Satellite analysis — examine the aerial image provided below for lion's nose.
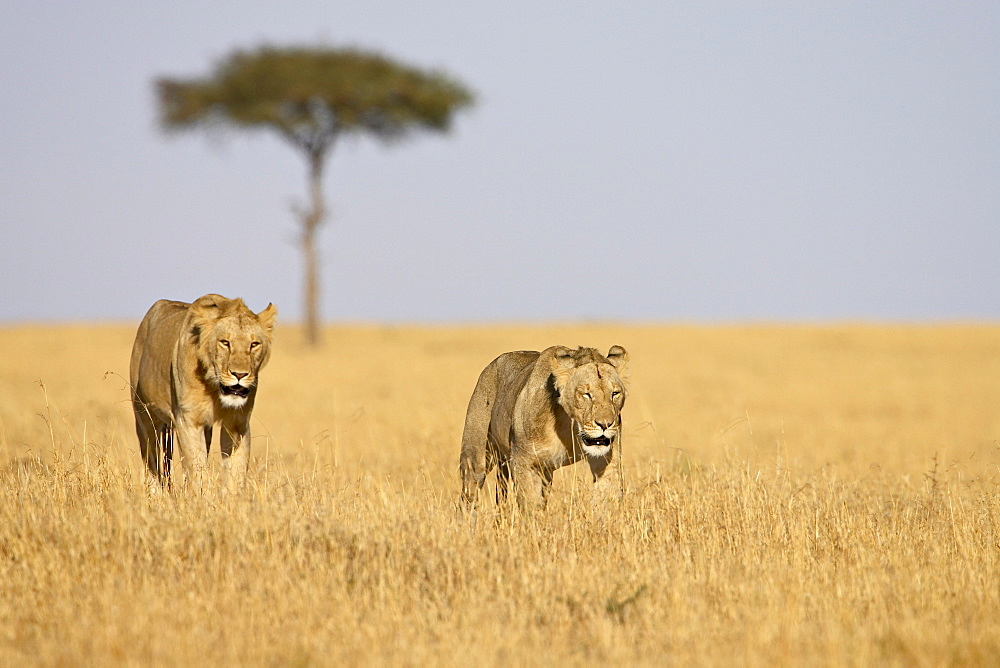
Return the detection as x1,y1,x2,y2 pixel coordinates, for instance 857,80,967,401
595,420,613,432
232,371,248,381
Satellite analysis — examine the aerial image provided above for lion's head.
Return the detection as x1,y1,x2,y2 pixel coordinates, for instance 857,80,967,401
550,345,630,459
189,294,277,409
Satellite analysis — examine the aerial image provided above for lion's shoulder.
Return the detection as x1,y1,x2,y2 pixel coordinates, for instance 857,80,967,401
132,299,192,361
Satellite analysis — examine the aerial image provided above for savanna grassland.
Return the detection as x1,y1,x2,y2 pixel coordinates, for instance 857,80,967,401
1,323,999,665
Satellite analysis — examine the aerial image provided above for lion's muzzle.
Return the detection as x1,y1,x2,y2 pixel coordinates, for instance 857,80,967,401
579,423,618,458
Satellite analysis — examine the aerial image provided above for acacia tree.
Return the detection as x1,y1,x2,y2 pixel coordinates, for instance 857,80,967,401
156,46,474,345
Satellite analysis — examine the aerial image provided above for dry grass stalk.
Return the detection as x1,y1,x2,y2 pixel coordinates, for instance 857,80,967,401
1,323,998,664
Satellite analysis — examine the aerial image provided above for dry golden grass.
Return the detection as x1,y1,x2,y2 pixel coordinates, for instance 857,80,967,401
1,323,999,665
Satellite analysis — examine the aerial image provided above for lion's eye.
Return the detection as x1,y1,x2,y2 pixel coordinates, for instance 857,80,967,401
249,341,261,350
581,392,592,401
219,340,230,348
611,390,622,399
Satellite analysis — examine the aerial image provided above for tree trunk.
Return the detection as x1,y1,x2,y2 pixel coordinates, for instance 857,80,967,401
302,152,326,346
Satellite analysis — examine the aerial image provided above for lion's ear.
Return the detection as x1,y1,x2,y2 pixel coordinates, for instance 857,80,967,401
549,346,577,394
607,345,630,389
191,294,225,311
189,294,225,338
257,303,277,336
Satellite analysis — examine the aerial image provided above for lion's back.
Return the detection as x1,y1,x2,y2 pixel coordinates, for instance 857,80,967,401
130,299,190,415
478,350,541,448
490,350,541,409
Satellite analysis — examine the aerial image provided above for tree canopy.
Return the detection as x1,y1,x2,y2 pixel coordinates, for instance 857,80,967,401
157,45,475,157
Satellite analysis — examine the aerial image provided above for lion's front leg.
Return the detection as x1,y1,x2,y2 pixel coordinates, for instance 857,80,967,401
174,416,209,492
220,422,251,495
511,460,551,513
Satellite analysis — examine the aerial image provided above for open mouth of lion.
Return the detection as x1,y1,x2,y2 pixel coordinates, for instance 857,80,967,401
220,384,250,398
581,434,612,447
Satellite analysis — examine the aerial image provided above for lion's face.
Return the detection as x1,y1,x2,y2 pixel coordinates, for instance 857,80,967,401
551,346,629,459
190,296,276,409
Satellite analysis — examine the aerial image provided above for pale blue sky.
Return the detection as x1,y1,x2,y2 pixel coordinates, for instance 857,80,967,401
1,2,998,322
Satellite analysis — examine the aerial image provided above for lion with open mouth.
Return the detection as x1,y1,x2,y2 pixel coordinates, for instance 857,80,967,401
129,293,276,493
459,345,629,511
